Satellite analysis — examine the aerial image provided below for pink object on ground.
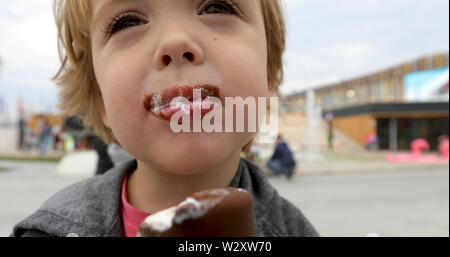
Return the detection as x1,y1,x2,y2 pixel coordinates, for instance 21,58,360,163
439,137,449,159
386,138,449,163
411,138,430,156
386,152,448,163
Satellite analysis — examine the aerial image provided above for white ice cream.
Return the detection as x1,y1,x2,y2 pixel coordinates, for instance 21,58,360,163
139,188,240,235
141,206,177,232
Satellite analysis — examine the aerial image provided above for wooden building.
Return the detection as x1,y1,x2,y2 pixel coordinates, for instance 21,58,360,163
284,53,449,150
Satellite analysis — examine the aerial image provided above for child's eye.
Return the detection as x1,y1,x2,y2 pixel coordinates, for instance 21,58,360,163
105,12,147,37
198,0,243,17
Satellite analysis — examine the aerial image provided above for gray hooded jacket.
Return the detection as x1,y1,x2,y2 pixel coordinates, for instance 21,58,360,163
12,158,318,237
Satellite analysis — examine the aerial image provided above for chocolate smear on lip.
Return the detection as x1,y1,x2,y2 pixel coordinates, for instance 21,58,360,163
143,85,220,121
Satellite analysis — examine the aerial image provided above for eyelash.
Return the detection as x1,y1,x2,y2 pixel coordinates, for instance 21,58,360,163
198,0,244,17
103,0,243,38
103,12,147,37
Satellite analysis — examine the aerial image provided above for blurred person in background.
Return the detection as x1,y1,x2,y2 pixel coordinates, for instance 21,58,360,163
86,132,114,175
365,133,379,151
327,130,334,151
51,124,63,152
267,135,296,179
88,133,135,176
17,115,26,150
107,143,134,168
86,125,135,175
24,120,38,151
325,112,334,151
63,131,76,152
38,117,51,155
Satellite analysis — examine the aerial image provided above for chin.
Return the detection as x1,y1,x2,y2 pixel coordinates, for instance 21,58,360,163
139,133,240,175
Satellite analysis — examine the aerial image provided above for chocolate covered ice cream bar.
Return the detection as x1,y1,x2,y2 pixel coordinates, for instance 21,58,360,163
138,187,255,237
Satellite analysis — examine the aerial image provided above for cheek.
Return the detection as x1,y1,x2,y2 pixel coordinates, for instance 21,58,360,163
95,53,149,138
99,50,149,107
101,72,140,118
215,39,268,98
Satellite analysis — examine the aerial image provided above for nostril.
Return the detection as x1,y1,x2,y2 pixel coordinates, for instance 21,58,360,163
183,52,194,62
162,55,172,66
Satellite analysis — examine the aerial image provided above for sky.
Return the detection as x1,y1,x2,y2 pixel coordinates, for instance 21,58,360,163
0,0,449,121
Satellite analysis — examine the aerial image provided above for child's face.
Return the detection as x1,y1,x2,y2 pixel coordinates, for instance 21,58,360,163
91,0,270,173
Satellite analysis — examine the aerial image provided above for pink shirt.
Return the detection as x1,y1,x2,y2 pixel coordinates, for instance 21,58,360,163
121,174,151,237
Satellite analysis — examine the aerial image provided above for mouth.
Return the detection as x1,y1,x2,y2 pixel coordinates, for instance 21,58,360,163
143,85,221,121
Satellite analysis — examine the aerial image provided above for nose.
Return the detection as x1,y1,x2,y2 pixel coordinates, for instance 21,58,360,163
153,31,204,70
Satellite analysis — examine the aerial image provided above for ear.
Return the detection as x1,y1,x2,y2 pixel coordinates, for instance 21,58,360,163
98,92,111,128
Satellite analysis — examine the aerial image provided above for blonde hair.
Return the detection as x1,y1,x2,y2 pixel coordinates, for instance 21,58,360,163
53,0,286,146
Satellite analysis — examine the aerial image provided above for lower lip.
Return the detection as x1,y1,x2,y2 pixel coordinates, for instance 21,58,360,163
156,100,217,121
143,85,221,122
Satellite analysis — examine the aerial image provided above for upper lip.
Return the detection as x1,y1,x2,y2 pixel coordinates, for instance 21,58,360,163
143,85,221,113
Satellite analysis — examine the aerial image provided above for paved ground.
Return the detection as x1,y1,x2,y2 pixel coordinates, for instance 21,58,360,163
270,168,449,237
0,161,83,236
0,160,448,237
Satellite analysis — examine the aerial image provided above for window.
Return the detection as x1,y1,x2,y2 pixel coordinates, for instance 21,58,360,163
374,81,382,102
361,82,369,104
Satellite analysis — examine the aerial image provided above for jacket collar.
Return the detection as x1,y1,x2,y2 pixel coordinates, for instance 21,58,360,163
13,158,273,237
